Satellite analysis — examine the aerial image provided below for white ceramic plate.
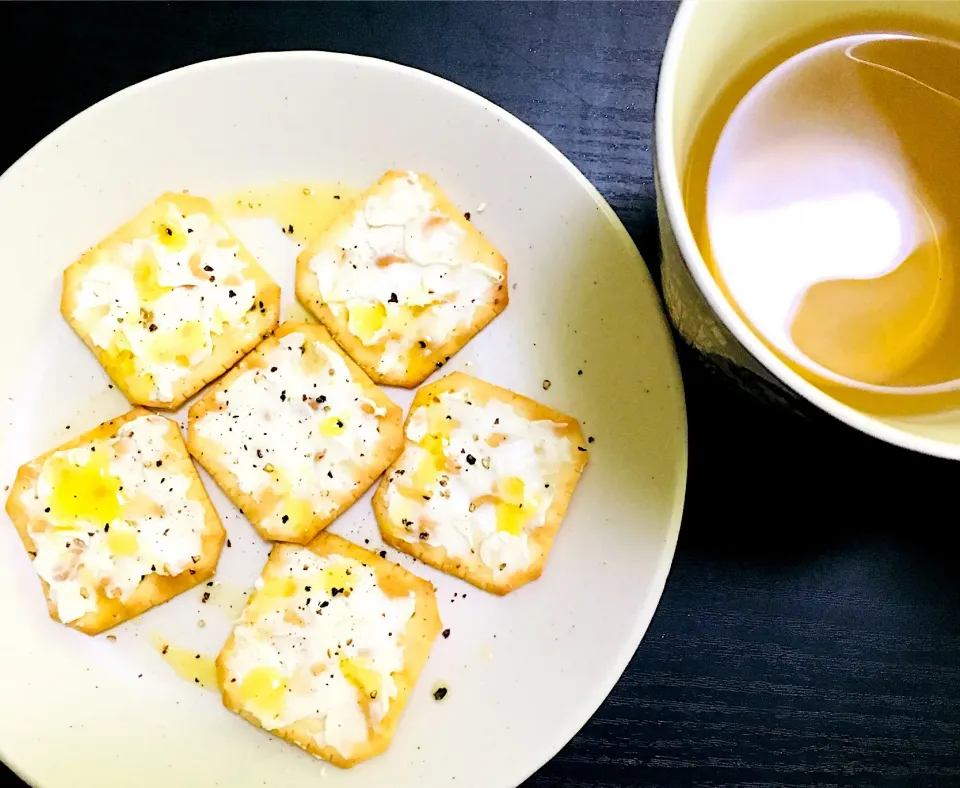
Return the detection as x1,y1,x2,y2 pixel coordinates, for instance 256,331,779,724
0,53,686,788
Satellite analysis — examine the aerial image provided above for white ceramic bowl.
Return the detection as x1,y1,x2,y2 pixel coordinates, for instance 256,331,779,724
0,52,687,788
657,0,960,459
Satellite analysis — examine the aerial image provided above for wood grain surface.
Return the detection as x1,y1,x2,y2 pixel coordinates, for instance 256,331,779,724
2,3,959,787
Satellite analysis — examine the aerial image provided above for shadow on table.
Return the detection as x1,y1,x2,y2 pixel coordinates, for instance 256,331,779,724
678,343,960,592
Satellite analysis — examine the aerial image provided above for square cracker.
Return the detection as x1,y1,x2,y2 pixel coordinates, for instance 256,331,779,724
4,408,226,635
61,192,280,409
295,171,508,388
373,372,588,594
217,531,442,769
188,321,404,543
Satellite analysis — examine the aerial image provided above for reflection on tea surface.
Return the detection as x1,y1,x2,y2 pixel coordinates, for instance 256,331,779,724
687,32,960,412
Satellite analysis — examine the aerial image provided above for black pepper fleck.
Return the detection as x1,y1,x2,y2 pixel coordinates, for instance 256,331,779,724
466,454,476,465
433,687,448,701
442,629,450,639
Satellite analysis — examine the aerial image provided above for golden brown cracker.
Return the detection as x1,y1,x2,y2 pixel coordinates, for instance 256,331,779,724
188,321,403,543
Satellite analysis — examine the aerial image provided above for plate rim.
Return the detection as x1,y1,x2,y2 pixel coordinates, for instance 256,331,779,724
0,50,688,788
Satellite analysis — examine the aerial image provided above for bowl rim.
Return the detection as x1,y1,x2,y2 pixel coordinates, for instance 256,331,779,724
0,49,689,788
655,0,960,460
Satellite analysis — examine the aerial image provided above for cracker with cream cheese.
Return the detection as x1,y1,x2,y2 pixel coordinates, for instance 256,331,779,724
61,193,280,409
216,531,442,769
4,408,225,635
373,372,588,594
295,171,508,387
188,321,404,543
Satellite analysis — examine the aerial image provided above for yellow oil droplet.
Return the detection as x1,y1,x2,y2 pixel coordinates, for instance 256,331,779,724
148,633,217,691
246,575,298,618
133,254,171,303
427,409,457,439
347,302,387,344
496,477,525,506
147,320,207,365
494,501,529,536
410,454,439,495
388,493,419,528
240,666,287,717
340,657,381,698
420,434,447,466
105,522,139,557
47,450,121,526
263,576,298,597
105,348,155,402
211,182,359,250
319,415,346,437
320,562,355,595
278,497,313,532
157,222,189,252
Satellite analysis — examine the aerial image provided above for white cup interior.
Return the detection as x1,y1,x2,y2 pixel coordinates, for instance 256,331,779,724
657,0,960,459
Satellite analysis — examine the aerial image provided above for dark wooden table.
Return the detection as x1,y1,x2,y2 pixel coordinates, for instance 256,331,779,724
3,3,960,786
